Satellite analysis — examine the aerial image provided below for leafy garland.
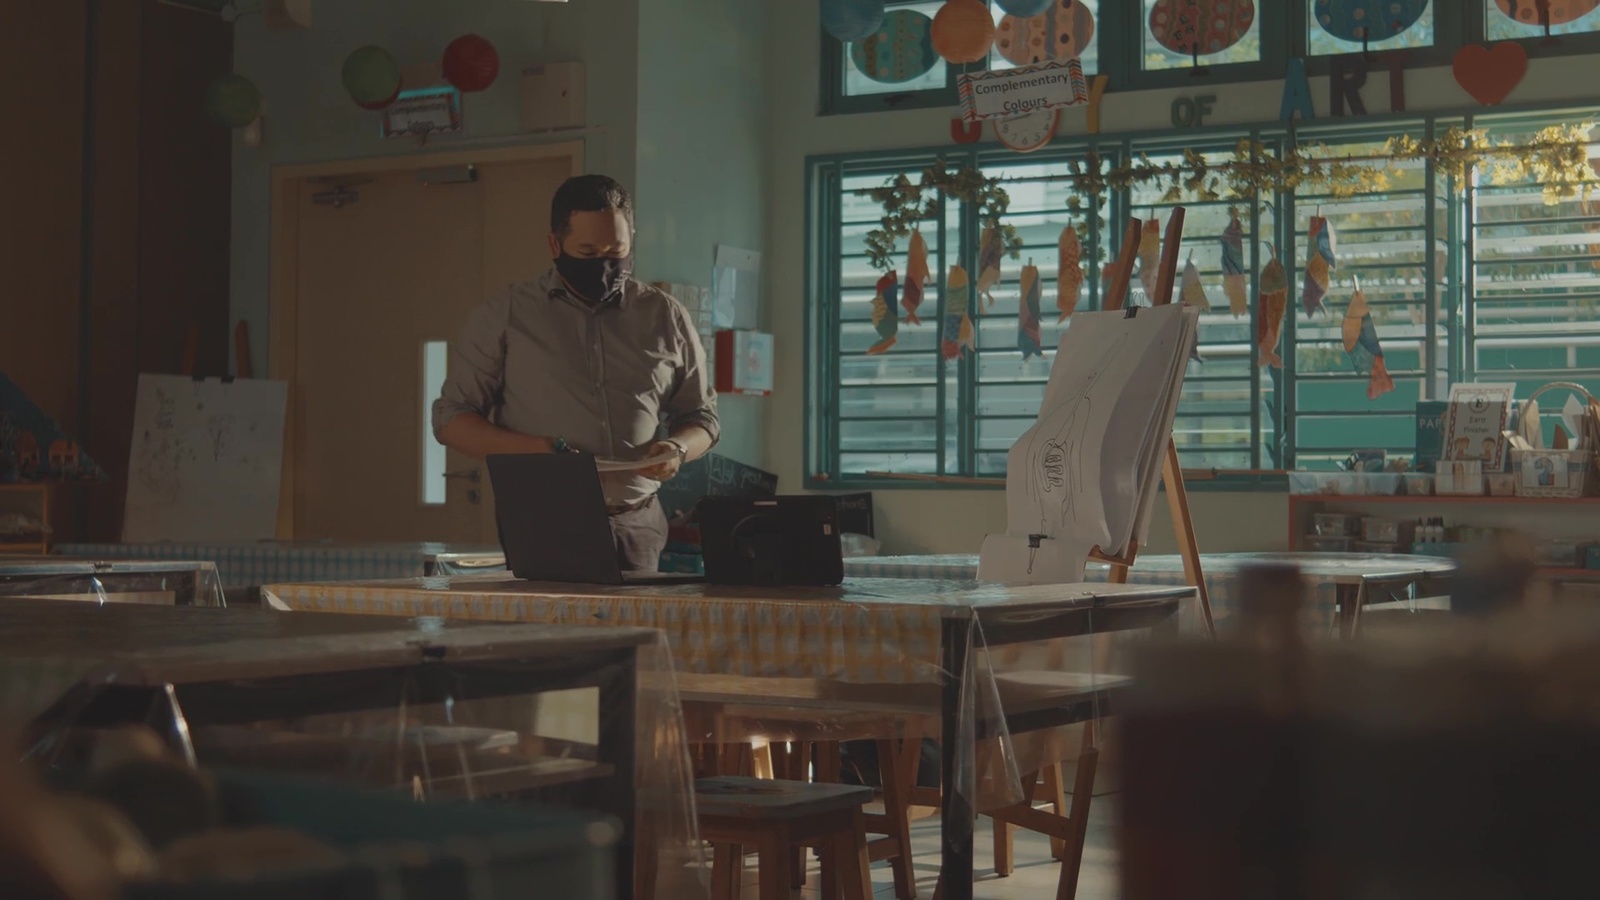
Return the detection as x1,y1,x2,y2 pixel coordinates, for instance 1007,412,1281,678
863,124,1597,271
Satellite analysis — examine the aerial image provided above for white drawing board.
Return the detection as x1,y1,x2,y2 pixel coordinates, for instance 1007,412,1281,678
979,304,1197,584
122,375,288,542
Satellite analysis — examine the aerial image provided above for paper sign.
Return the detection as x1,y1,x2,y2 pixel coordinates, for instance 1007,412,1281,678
712,245,760,330
383,86,463,139
1441,383,1515,470
959,59,1088,123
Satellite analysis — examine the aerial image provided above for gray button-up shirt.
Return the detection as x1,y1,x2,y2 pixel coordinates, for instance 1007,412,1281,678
432,269,719,508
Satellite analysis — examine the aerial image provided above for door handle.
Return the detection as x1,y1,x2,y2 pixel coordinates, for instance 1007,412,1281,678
444,469,480,483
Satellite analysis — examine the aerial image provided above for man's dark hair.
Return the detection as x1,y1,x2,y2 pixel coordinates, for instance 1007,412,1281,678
550,175,633,236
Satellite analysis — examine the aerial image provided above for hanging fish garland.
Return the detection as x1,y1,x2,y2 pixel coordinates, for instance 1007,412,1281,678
903,230,930,325
1342,284,1396,400
942,264,977,360
1257,248,1288,368
977,226,1004,307
1019,263,1043,360
1301,214,1336,316
1180,255,1210,365
867,270,900,355
1180,256,1211,311
1137,218,1162,303
1221,214,1248,317
1057,225,1084,322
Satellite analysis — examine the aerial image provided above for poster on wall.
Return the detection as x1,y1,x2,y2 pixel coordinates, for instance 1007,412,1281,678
1440,382,1516,471
712,245,761,329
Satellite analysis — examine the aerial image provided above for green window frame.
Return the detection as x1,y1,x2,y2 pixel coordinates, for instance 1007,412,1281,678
804,106,1600,489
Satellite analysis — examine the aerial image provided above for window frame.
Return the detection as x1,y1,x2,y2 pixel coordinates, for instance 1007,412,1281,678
805,102,1600,490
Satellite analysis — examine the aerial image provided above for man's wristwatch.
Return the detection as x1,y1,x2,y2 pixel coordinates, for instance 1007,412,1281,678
663,439,689,461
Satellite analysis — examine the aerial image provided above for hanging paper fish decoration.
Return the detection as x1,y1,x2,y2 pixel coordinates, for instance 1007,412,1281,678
977,227,1004,307
867,270,900,355
1341,287,1395,400
1301,215,1336,316
1057,225,1083,322
1180,257,1211,311
942,265,977,360
1019,263,1043,360
1137,218,1162,303
903,230,930,325
1180,257,1209,364
1257,251,1288,368
1221,215,1248,317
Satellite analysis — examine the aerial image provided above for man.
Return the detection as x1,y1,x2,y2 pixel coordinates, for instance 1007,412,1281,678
433,174,718,573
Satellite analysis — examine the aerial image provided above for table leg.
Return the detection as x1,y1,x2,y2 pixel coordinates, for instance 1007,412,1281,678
940,616,974,900
601,654,638,900
1336,583,1362,639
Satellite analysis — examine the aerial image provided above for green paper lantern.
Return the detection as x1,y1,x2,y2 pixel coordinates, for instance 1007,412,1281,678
205,74,261,128
342,45,402,110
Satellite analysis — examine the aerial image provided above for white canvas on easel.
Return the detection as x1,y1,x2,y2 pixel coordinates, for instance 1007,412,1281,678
122,375,288,542
978,304,1198,585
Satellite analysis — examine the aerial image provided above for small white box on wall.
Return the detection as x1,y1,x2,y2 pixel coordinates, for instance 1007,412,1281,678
715,330,773,397
521,62,586,132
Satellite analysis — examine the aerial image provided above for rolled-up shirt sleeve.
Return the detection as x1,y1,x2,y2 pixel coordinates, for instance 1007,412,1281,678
664,303,720,447
431,291,510,439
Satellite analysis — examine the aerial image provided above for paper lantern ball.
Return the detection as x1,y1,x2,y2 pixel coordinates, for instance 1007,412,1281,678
442,34,501,93
996,0,1095,66
932,0,996,64
204,74,261,128
1313,0,1429,44
1150,0,1256,56
996,0,1055,16
1493,0,1599,25
850,9,938,84
821,0,886,41
342,45,401,110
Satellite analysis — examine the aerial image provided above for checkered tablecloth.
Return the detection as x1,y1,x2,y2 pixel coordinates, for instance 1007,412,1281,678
264,576,1197,685
58,542,500,591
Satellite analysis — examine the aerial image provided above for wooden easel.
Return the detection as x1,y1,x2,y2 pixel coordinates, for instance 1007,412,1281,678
868,209,1215,636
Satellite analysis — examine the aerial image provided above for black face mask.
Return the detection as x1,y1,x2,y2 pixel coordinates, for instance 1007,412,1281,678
555,253,632,303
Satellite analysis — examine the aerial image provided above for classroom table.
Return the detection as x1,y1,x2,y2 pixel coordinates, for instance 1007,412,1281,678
54,541,499,603
262,574,1200,900
0,558,226,607
843,552,1459,638
0,598,691,900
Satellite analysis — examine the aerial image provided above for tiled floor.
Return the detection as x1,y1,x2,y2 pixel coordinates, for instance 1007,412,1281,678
726,798,1120,900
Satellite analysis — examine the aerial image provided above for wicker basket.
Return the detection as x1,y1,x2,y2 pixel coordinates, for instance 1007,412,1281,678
1512,382,1598,499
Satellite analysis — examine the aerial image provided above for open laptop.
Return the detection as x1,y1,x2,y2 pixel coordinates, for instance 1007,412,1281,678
485,453,704,585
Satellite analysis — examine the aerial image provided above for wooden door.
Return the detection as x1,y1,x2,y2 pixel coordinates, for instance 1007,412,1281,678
291,156,572,542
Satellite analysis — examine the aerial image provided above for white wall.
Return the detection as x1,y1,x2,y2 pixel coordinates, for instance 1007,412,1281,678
763,0,1600,555
634,0,770,465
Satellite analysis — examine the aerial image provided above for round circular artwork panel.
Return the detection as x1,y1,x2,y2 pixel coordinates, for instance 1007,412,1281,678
996,0,1096,67
1148,0,1257,56
1314,0,1430,44
850,8,938,84
1493,0,1599,25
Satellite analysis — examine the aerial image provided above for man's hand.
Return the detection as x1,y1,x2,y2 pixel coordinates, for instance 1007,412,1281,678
637,439,686,482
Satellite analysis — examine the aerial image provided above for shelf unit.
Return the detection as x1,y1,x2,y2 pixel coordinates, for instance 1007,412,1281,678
0,483,50,555
1288,493,1600,579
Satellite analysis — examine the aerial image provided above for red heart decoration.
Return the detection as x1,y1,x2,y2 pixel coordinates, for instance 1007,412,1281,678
950,118,983,144
1452,42,1528,107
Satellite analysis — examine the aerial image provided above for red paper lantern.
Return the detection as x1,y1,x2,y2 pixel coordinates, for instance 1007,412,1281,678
442,34,500,93
931,0,995,64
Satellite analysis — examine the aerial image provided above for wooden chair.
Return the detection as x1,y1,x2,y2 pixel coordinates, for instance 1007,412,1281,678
697,776,875,900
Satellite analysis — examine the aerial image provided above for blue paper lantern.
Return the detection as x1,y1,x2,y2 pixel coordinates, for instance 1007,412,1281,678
1314,0,1429,44
996,0,1056,17
822,0,886,42
850,9,938,84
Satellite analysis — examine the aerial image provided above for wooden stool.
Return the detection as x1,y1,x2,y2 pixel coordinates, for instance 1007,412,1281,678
697,776,875,900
